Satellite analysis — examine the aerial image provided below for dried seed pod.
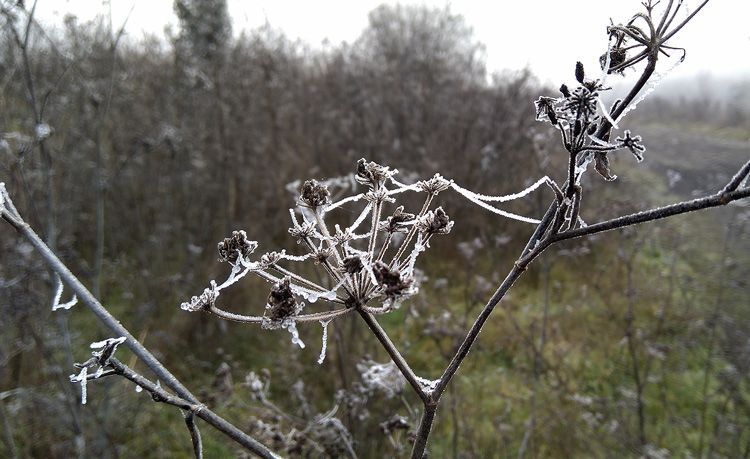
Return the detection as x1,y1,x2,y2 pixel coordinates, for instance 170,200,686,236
342,255,364,275
372,261,412,297
218,230,257,263
264,277,301,323
416,207,454,236
355,158,394,189
575,61,585,84
417,173,452,195
379,206,415,233
299,180,330,209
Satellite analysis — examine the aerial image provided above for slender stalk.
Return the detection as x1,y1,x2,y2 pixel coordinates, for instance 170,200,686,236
0,196,278,458
390,194,433,267
357,310,428,403
208,305,355,324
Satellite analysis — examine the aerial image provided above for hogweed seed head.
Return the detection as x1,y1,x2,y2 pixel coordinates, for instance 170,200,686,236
264,277,302,324
379,206,415,234
356,158,394,190
616,130,646,162
299,180,330,209
181,281,218,312
218,230,257,263
416,207,453,236
342,255,364,275
372,261,412,298
417,173,452,195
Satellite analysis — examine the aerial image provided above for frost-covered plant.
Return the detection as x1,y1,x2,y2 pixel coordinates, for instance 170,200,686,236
179,157,553,353
2,1,749,458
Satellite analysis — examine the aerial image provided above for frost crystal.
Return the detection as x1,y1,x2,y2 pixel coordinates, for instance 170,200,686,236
70,366,89,405
318,320,331,365
51,275,78,311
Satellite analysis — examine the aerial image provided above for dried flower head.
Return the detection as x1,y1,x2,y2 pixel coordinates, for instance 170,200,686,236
288,220,316,242
264,277,302,324
562,87,598,120
616,130,646,162
260,251,283,268
218,230,257,263
342,255,364,275
417,173,452,195
600,46,627,72
534,96,558,124
416,207,454,236
313,247,335,265
379,206,415,234
299,180,330,209
356,158,394,190
180,281,218,311
372,261,412,298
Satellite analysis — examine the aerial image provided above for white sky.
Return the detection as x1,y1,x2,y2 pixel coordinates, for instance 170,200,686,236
38,0,750,85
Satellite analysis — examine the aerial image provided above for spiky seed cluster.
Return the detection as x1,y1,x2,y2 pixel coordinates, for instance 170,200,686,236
288,220,316,242
299,180,330,209
356,158,394,190
417,173,452,195
534,61,648,181
379,206,415,233
372,261,412,298
313,247,335,265
218,230,257,263
600,46,627,72
534,96,558,124
616,130,646,162
180,283,218,312
264,277,301,323
416,207,453,236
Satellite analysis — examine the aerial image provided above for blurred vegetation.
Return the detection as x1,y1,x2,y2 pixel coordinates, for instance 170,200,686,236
1,1,749,457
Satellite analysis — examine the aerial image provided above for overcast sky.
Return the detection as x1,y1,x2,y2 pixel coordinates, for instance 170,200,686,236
38,0,750,85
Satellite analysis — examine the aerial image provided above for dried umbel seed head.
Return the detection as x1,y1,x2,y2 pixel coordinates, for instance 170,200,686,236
417,173,452,195
616,130,646,162
181,282,218,312
534,96,558,125
342,255,364,275
265,277,301,323
372,261,412,297
218,230,257,263
288,220,316,242
416,207,454,236
600,47,627,72
356,158,394,189
299,180,330,209
563,87,598,120
379,206,415,234
260,251,283,268
313,247,335,265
